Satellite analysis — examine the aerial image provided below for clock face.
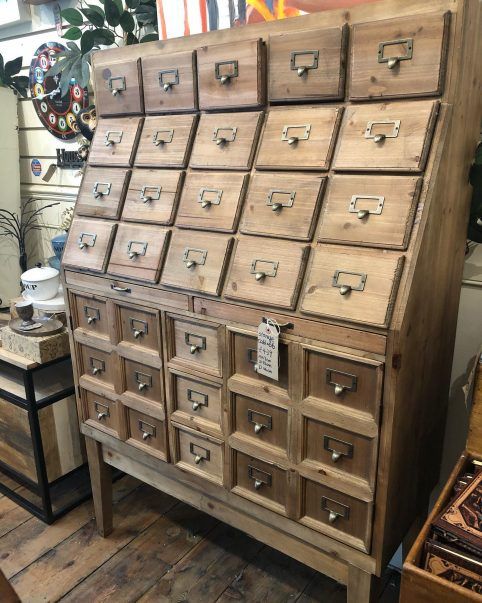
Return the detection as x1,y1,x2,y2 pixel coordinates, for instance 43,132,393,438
29,42,89,141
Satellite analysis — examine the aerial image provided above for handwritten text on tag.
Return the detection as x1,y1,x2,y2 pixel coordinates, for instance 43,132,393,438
257,321,279,381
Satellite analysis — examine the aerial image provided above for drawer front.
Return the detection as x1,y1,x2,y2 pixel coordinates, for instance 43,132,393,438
142,50,197,114
176,171,248,232
62,218,117,274
79,345,117,389
231,393,288,456
349,13,450,100
197,38,265,110
161,230,233,296
256,106,342,171
122,358,163,404
318,175,421,250
76,167,131,220
118,305,160,352
89,117,143,167
225,236,309,310
232,449,288,515
190,111,263,170
301,245,404,327
175,424,224,485
302,346,383,420
333,100,439,172
135,114,198,168
126,407,167,459
94,57,143,116
300,478,372,552
70,292,109,337
240,172,325,241
169,317,222,378
171,372,223,430
108,223,170,284
122,169,183,225
269,26,347,102
84,390,123,438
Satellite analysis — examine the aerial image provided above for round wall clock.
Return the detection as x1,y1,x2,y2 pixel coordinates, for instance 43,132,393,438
29,42,89,141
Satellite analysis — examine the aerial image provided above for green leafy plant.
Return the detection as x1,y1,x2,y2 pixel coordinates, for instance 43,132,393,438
0,54,29,97
48,0,158,94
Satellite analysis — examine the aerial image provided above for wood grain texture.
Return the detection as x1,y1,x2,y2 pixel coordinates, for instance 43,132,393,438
173,422,224,486
63,218,117,274
75,167,131,220
93,57,143,117
467,360,482,457
125,407,168,461
89,117,143,168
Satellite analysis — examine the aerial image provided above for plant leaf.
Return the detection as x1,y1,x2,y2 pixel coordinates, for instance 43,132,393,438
104,0,121,26
10,75,29,96
93,28,115,46
140,33,158,43
61,8,83,26
63,26,83,40
126,32,139,45
81,58,91,88
0,54,4,79
119,10,135,33
80,29,96,55
125,0,140,8
46,55,71,79
5,57,23,77
66,42,81,53
113,0,123,14
60,56,80,96
81,8,104,28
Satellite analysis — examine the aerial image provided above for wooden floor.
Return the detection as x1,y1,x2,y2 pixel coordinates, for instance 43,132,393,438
0,475,400,602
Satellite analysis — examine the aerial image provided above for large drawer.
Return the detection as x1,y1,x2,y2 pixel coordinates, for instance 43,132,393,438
93,57,143,116
172,423,224,486
75,167,131,220
89,117,143,167
62,218,117,274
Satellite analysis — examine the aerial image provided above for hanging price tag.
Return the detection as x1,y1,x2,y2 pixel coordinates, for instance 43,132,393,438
257,319,280,381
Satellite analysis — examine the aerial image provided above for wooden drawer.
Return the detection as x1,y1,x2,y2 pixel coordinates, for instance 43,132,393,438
167,316,222,379
121,358,163,405
78,344,117,391
117,304,160,353
107,223,170,284
232,449,288,516
318,175,422,250
173,423,224,486
142,50,197,114
70,292,109,339
126,406,168,461
84,389,124,439
62,218,117,274
301,346,383,421
134,114,198,168
75,167,131,220
161,230,233,297
197,38,265,110
225,236,309,310
176,171,248,232
300,245,405,327
189,111,263,170
349,13,450,100
89,117,143,167
269,26,347,102
122,169,183,225
93,57,143,117
240,172,325,241
300,477,372,552
333,100,439,172
256,106,342,171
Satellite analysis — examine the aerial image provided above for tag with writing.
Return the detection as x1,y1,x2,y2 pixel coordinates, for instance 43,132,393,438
257,320,279,381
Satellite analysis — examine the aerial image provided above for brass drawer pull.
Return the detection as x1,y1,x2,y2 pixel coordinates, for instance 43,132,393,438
248,409,272,434
153,129,174,146
187,388,209,411
127,240,148,260
198,188,223,209
190,442,210,464
290,49,319,77
129,317,148,339
247,348,259,373
104,130,123,147
215,59,239,85
140,185,161,204
135,371,152,392
158,68,179,91
332,270,367,296
321,496,350,523
84,305,100,325
183,247,208,269
78,232,97,250
323,435,354,463
349,195,385,220
377,38,413,69
138,419,156,440
212,126,237,146
250,258,279,282
94,401,110,421
92,182,111,199
108,75,126,96
111,284,131,293
365,120,400,143
90,357,105,376
281,124,311,146
248,465,272,490
326,368,358,397
185,332,207,355
267,189,296,212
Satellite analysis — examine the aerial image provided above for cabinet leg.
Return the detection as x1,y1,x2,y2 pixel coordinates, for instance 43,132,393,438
347,565,380,603
85,436,113,537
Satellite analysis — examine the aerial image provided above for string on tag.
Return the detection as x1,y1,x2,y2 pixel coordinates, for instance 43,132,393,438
265,317,281,336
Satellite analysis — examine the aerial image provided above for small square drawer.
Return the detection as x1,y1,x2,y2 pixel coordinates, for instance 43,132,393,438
301,346,383,421
318,175,421,250
93,57,143,117
300,478,372,552
62,218,117,274
134,114,198,168
349,12,450,101
126,406,168,461
142,50,197,114
122,358,163,405
333,100,439,173
197,38,265,110
176,171,248,232
225,236,309,310
167,316,222,379
117,304,160,352
84,389,124,439
231,449,288,516
173,423,224,486
108,223,170,284
240,172,325,241
122,169,183,225
256,106,342,171
190,111,263,171
70,292,109,338
161,230,233,297
230,393,289,457
75,167,131,220
269,26,347,102
78,344,117,390
300,245,404,328
89,117,143,167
